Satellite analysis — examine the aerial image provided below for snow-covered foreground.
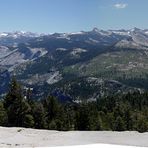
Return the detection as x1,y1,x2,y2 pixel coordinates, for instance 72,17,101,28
0,127,147,147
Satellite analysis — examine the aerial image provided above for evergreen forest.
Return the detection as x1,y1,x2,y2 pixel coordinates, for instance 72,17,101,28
0,78,148,133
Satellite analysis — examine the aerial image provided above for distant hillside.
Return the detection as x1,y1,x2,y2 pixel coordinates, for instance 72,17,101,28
1,28,148,100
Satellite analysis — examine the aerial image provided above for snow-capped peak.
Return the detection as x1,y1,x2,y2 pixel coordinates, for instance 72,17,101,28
0,33,8,37
69,31,85,35
130,27,143,33
0,31,40,39
92,27,100,33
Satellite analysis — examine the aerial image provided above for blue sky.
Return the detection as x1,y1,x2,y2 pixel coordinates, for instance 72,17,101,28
0,0,147,33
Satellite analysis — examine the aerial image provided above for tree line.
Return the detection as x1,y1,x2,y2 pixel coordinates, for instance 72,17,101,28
0,78,148,132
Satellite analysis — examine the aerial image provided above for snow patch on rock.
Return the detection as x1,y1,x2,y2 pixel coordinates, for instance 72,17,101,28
56,48,68,51
87,77,104,84
28,47,48,59
47,71,62,84
71,48,87,56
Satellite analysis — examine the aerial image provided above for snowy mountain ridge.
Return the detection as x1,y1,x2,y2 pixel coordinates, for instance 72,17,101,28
1,27,148,99
0,31,40,38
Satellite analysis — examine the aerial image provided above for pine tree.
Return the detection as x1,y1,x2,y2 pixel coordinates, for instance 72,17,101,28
21,100,34,128
43,96,60,129
88,103,102,130
32,102,46,129
4,78,22,109
4,78,34,127
137,115,148,133
114,116,125,131
75,104,89,130
0,102,8,126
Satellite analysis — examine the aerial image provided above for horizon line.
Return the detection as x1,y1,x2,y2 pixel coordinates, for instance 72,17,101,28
0,27,147,34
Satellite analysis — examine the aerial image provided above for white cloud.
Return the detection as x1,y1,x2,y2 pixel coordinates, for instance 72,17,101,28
114,3,128,9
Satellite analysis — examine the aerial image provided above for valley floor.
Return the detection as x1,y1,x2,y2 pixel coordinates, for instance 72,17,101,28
0,127,147,147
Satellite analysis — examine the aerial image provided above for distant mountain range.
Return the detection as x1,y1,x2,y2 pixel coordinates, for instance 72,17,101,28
1,28,148,101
